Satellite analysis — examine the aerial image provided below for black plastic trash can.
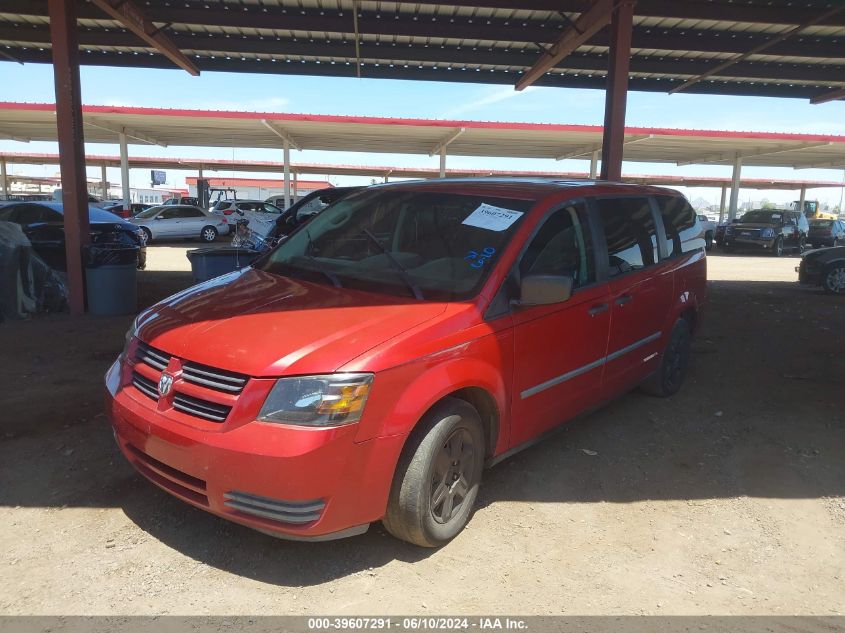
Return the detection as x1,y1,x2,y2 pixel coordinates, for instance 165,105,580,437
186,247,261,283
84,243,139,316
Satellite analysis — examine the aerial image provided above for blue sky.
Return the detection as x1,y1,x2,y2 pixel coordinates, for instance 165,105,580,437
1,62,844,207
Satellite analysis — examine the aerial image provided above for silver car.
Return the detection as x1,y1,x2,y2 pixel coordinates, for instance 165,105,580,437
131,205,228,243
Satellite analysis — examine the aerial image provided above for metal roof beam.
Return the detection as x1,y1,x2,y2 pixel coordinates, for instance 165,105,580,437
430,128,466,156
794,160,845,170
516,0,614,91
676,142,833,166
555,135,652,161
4,14,845,60
261,120,301,150
669,5,845,94
811,87,845,105
0,130,31,143
84,119,167,147
89,0,199,76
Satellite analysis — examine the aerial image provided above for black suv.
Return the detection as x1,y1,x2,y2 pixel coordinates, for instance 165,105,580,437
723,209,808,256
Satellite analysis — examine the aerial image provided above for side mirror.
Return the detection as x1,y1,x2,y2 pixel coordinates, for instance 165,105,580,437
515,275,573,307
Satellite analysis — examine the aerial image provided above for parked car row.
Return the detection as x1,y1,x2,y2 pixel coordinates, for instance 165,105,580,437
0,201,147,270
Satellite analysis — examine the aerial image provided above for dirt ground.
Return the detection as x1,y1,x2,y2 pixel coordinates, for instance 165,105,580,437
0,249,843,616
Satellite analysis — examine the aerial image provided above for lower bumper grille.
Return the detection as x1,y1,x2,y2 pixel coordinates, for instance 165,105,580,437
125,443,209,506
173,393,232,422
223,491,325,525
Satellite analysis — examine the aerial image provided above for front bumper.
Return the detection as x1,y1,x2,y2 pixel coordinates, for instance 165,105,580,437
723,236,776,250
105,360,405,540
796,260,822,285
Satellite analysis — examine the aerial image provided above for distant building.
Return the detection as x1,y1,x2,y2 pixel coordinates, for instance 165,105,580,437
185,176,332,202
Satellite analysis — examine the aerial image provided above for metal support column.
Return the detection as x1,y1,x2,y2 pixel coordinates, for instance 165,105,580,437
589,151,599,179
719,185,727,223
283,140,291,209
293,171,298,199
49,0,90,315
100,163,107,199
599,1,634,181
1,157,7,198
798,185,807,213
119,132,130,208
439,148,447,178
728,155,742,221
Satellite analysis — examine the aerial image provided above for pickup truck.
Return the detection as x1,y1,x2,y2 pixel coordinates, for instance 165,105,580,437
697,214,716,250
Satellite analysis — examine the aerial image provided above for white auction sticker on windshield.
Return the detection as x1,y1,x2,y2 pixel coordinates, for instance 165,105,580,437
462,203,524,232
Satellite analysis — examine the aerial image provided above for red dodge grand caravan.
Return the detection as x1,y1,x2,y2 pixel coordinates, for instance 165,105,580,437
106,179,706,547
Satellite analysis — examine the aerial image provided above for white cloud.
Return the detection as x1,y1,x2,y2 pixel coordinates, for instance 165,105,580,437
441,86,537,118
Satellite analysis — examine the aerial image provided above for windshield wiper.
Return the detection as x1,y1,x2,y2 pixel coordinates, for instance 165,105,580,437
304,229,342,288
361,229,424,300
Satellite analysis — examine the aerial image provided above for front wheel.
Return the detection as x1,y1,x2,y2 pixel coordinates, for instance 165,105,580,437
771,236,784,257
383,398,485,547
201,226,218,243
139,226,152,244
640,319,692,398
822,263,845,295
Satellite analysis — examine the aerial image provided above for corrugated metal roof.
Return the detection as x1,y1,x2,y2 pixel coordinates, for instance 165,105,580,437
0,0,843,100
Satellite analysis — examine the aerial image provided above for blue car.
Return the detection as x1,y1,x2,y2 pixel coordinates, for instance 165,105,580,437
0,201,147,270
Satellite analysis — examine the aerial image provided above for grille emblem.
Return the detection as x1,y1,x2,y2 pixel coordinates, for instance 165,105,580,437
158,373,174,397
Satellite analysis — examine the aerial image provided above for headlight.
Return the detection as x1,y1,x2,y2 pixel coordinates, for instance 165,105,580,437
761,228,775,239
258,373,374,427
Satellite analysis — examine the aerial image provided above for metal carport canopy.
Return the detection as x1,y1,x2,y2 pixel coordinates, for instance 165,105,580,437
1,0,844,103
2,102,845,170
3,151,845,191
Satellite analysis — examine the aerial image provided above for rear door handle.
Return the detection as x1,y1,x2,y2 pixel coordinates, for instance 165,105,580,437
615,294,633,306
588,303,609,317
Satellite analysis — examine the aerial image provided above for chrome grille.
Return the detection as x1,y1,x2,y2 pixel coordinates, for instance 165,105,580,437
136,341,171,371
132,371,159,401
223,491,325,525
182,361,247,394
173,393,231,422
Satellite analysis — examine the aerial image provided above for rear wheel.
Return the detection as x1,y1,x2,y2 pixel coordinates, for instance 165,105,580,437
704,231,714,251
822,263,845,295
139,226,152,244
201,226,218,243
383,398,484,547
641,319,692,398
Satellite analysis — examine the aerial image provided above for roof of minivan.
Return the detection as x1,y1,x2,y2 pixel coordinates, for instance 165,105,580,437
370,177,680,198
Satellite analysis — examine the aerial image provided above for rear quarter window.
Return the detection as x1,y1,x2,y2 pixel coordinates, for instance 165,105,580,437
655,195,703,257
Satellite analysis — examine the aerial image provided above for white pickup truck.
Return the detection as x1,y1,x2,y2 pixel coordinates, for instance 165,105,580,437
697,214,716,250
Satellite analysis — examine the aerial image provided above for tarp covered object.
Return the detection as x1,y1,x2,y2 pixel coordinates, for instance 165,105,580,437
0,221,68,321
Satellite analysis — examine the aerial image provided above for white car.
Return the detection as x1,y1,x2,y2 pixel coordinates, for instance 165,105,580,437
697,214,716,250
209,199,283,236
131,205,228,243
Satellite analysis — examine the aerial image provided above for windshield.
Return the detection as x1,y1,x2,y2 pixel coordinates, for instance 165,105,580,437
810,220,833,228
135,206,164,219
257,188,534,301
739,210,783,224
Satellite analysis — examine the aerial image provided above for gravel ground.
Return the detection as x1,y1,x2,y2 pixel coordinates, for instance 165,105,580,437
0,249,842,616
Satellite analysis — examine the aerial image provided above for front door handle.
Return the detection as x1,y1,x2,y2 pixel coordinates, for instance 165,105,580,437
588,303,609,317
615,294,633,306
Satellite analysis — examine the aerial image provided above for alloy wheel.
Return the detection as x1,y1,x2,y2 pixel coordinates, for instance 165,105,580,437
825,266,845,294
430,428,476,524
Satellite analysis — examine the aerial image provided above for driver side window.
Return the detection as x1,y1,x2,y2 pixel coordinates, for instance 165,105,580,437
519,202,595,289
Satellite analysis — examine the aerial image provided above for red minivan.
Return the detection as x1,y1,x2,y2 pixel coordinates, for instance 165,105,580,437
105,179,706,547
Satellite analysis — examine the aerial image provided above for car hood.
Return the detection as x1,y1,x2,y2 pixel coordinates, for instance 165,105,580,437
135,268,449,377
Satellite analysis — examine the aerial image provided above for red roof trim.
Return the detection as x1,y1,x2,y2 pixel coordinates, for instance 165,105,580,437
2,102,844,144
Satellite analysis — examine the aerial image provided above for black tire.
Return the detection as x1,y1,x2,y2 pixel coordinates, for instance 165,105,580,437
383,398,485,548
705,232,714,251
139,226,152,244
772,236,784,257
821,262,845,295
201,226,218,243
640,319,692,398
